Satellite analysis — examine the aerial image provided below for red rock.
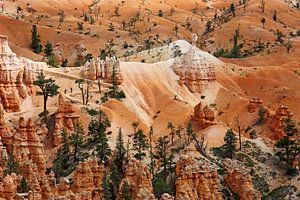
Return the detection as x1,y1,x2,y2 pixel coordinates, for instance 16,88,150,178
223,159,261,200
192,102,216,129
248,97,263,113
175,153,222,200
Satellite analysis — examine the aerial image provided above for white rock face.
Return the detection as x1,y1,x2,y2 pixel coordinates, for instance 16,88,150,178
0,35,46,112
172,35,217,93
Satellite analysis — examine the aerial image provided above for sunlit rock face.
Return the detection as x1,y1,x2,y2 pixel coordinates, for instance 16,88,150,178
175,153,222,200
82,56,123,84
0,35,45,112
223,159,261,200
173,34,216,93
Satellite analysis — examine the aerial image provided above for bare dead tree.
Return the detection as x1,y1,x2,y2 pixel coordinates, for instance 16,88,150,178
235,115,244,151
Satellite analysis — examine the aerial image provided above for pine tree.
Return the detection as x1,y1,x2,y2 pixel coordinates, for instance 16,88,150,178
273,10,277,21
70,123,85,162
61,59,68,68
31,25,42,53
96,121,111,164
44,41,53,57
4,154,20,176
258,107,266,124
103,174,114,200
222,129,237,158
186,122,195,143
230,3,236,17
155,136,169,182
275,118,300,175
33,71,59,122
18,177,29,193
121,181,132,200
115,128,126,162
53,129,73,177
132,129,149,160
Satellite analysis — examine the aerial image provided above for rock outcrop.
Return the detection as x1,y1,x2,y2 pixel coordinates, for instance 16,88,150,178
173,34,216,93
192,102,216,129
175,153,222,200
0,35,45,112
248,97,263,113
53,94,80,146
267,105,293,140
82,56,122,84
52,159,104,200
12,117,47,174
222,159,261,200
119,158,155,200
0,174,17,200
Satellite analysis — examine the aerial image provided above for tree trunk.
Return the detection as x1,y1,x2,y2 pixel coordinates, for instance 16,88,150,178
238,125,242,151
43,95,48,122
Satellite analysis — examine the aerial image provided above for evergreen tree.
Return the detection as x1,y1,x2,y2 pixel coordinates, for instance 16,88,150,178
110,162,122,197
186,122,195,143
222,129,237,158
96,121,111,164
152,175,172,198
61,59,68,68
44,41,53,57
155,136,169,182
229,3,236,17
33,71,59,122
47,55,57,67
103,174,114,200
120,181,132,200
132,129,149,160
87,108,111,142
273,10,277,21
52,129,74,177
31,25,42,53
115,128,126,162
261,17,266,29
70,123,85,162
205,20,213,33
4,154,20,176
18,177,29,193
275,118,300,175
258,106,266,124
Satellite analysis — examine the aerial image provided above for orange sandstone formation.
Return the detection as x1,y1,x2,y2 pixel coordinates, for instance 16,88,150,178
175,154,222,200
53,94,80,146
267,106,293,140
192,102,216,129
223,159,261,200
0,35,45,112
0,174,17,200
248,97,263,113
119,158,155,200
